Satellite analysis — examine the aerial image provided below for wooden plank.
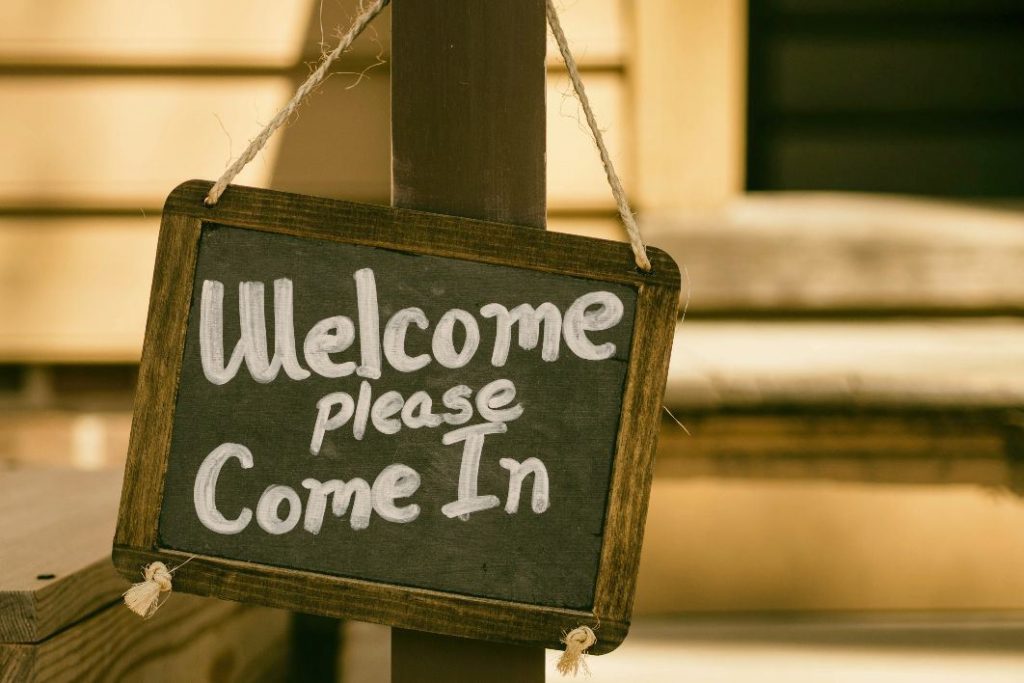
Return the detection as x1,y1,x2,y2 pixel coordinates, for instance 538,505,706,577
0,218,157,362
0,73,624,211
0,595,290,682
0,77,287,209
0,468,124,643
261,612,1024,680
664,319,1024,410
319,0,627,69
3,197,1022,362
0,0,622,68
644,193,1024,314
4,196,1024,360
392,1,546,227
633,0,747,210
0,0,314,67
0,411,132,470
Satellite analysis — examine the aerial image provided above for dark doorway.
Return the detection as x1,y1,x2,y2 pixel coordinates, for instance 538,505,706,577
746,0,1024,197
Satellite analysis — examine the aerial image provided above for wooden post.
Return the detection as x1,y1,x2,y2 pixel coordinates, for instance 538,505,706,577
390,1,547,681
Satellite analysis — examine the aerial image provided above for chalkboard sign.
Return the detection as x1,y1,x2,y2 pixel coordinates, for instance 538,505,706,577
113,180,679,653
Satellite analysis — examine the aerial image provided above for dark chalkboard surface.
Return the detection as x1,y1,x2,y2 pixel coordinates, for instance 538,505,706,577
114,181,679,652
161,222,636,609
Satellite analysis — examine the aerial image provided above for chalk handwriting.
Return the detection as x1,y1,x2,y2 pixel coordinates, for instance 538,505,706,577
193,268,625,536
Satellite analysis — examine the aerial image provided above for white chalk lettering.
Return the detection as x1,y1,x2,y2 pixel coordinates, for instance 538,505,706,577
353,380,372,440
432,309,480,369
310,392,355,455
480,302,562,366
354,268,382,380
563,291,624,361
301,477,373,532
194,442,254,534
383,307,431,373
499,457,550,514
476,378,523,423
195,444,423,535
200,279,310,384
303,315,357,378
402,390,444,429
372,464,421,523
199,280,243,385
371,390,405,435
256,484,302,535
441,385,473,426
201,273,626,383
440,422,506,520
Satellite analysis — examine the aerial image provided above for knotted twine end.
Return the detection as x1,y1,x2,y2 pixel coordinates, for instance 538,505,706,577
123,561,173,619
556,625,597,677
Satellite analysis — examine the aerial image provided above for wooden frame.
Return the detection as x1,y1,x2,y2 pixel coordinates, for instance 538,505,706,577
112,180,679,653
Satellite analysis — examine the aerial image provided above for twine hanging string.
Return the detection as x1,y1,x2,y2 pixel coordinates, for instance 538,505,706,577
545,0,651,272
202,0,650,272
204,0,390,207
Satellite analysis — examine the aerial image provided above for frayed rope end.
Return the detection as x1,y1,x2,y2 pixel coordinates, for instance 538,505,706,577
556,625,597,677
123,561,173,619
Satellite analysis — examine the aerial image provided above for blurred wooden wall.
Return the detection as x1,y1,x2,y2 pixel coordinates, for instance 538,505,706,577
2,0,743,468
14,0,1024,622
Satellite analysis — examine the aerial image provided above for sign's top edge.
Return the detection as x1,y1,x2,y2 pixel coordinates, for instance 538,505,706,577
162,180,681,292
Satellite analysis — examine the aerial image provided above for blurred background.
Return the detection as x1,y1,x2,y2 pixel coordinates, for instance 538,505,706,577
2,0,1024,680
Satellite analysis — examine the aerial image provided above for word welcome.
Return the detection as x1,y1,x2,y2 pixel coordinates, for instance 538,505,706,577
199,268,624,385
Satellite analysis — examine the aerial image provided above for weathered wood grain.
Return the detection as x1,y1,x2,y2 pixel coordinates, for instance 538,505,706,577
114,212,199,552
391,0,546,228
0,468,124,643
0,594,290,683
112,546,627,654
159,181,678,289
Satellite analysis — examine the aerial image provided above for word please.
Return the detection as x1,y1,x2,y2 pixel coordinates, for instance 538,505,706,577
310,378,522,453
200,269,624,385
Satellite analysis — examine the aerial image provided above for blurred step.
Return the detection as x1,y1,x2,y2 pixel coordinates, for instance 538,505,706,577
564,614,1024,682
